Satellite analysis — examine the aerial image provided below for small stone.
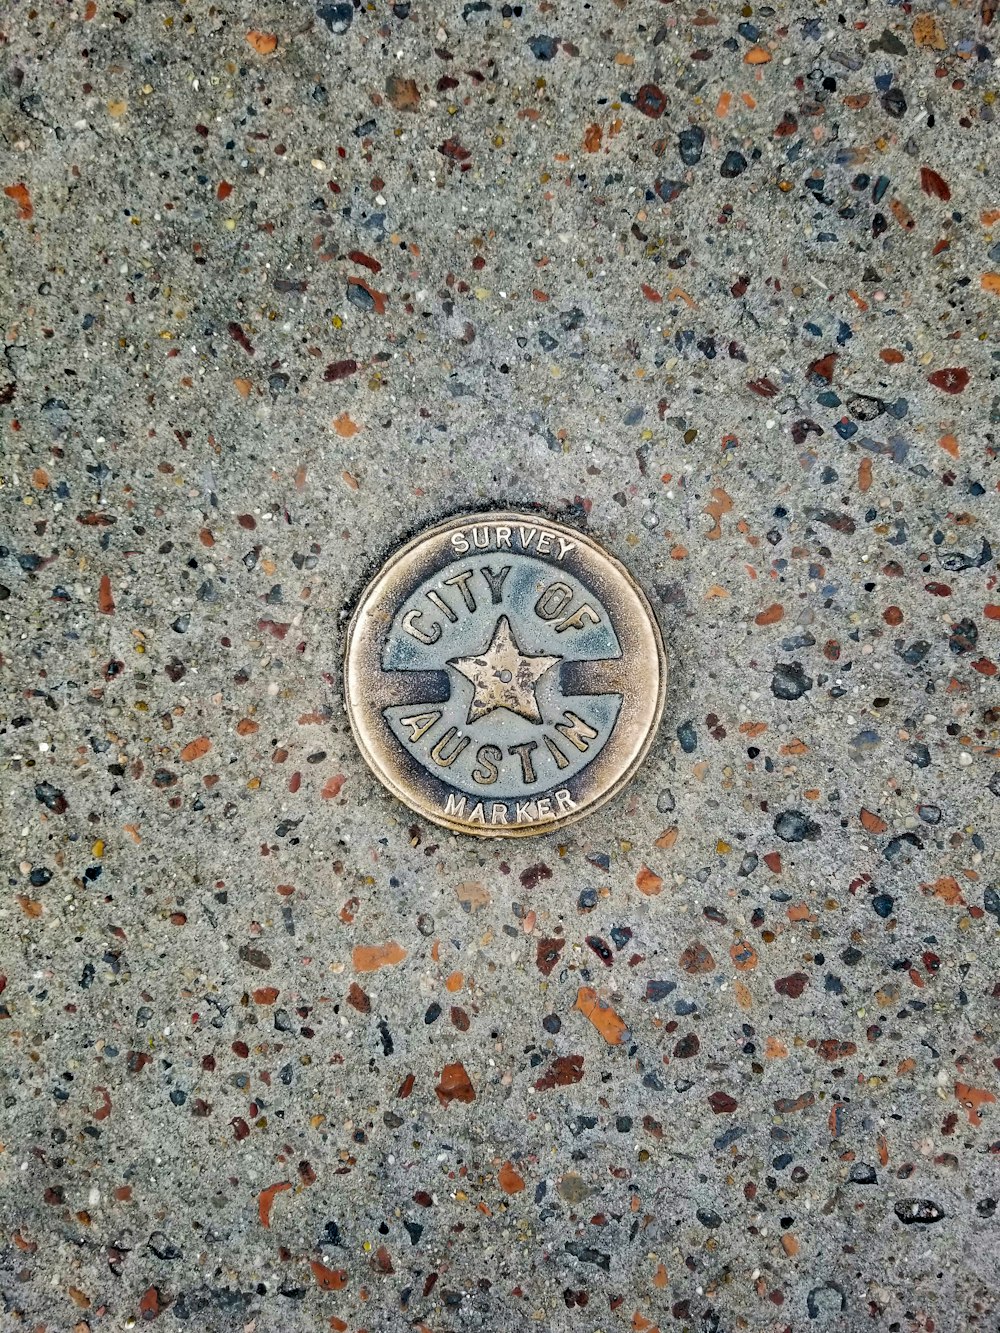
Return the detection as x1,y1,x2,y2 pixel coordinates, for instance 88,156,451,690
774,810,820,843
677,720,697,752
881,86,907,118
901,640,930,665
645,979,676,1001
775,971,809,997
679,942,715,973
139,1287,165,1320
708,1091,738,1113
435,1061,475,1106
346,282,376,312
948,618,978,654
528,34,558,60
385,76,420,112
34,781,68,814
771,662,813,700
904,742,931,768
807,1283,846,1320
564,1240,609,1271
317,2,353,34
928,366,969,395
634,83,667,119
847,393,885,421
678,126,705,165
894,1198,945,1224
872,27,907,55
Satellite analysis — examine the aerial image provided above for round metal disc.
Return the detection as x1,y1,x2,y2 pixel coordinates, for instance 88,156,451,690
344,511,666,837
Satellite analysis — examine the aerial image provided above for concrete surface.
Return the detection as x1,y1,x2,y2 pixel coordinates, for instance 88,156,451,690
1,0,999,1329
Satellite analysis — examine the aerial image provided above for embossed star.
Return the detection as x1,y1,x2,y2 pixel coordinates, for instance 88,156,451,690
448,615,562,725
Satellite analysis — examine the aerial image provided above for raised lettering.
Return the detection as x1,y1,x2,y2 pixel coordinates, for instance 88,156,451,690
535,581,574,621
556,537,577,560
471,525,490,550
555,789,576,815
535,796,553,819
508,740,538,784
444,793,467,817
554,710,599,753
543,734,570,769
468,802,486,824
444,568,476,611
450,531,470,555
536,531,552,555
490,802,509,825
426,589,457,623
471,743,502,785
515,800,534,823
517,525,537,551
481,563,511,606
494,526,512,549
398,710,442,743
555,603,601,633
429,728,470,768
402,609,442,644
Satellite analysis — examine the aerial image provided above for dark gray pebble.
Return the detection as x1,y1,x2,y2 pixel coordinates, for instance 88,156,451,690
894,1198,945,1224
774,810,820,842
678,126,705,165
807,1283,846,1320
771,662,813,700
317,2,353,34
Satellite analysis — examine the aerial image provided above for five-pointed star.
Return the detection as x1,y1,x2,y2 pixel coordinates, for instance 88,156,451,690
448,615,562,725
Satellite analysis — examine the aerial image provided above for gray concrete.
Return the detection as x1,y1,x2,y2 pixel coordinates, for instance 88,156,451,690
1,1,999,1329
